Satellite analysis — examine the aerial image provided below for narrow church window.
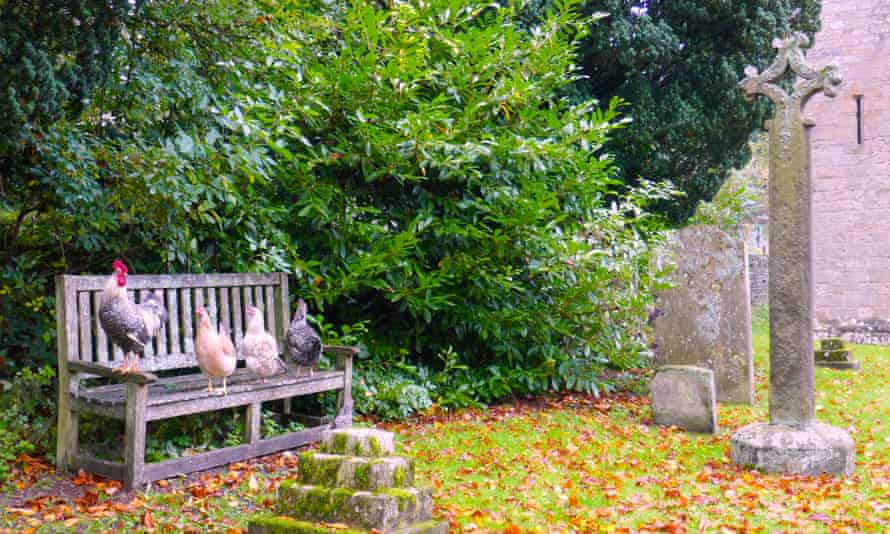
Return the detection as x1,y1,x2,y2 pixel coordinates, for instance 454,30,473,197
855,95,863,144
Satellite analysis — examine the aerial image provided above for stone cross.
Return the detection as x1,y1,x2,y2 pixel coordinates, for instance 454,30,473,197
738,32,841,427
730,33,854,476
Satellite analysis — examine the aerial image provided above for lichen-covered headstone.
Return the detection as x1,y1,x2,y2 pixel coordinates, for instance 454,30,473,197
650,365,718,434
248,428,447,534
652,225,755,405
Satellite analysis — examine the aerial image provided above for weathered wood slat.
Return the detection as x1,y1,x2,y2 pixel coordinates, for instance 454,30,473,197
207,287,217,326
278,273,289,344
264,286,276,339
94,291,109,363
68,360,158,384
78,292,93,363
182,287,194,354
246,403,262,445
166,289,180,355
76,368,343,405
56,276,79,472
155,290,168,356
62,273,283,291
141,427,328,484
146,375,344,421
232,287,243,347
254,286,265,329
219,287,231,335
138,290,155,358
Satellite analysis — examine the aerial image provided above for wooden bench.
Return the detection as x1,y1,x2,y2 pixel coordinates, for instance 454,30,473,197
54,272,355,490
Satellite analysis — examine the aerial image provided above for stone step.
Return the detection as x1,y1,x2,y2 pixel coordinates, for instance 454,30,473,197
392,520,450,534
816,360,860,371
321,428,395,457
299,452,414,491
276,482,432,530
814,349,852,362
248,515,448,534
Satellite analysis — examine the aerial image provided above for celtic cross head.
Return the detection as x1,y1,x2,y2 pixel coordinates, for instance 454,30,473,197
739,32,842,109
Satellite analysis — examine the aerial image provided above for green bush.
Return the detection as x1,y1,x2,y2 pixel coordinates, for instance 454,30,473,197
2,0,672,420
0,365,56,480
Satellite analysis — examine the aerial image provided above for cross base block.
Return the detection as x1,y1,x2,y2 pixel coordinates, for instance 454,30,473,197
730,422,854,476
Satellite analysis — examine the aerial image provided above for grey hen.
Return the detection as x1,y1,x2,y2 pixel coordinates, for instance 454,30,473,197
285,298,323,376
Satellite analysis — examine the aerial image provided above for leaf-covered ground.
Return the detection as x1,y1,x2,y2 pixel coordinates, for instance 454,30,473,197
2,309,889,533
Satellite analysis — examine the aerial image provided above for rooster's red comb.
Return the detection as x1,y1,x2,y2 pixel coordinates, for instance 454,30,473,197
112,259,128,274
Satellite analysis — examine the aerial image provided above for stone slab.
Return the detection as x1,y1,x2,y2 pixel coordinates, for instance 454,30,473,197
321,428,395,457
730,422,854,476
276,482,432,530
653,225,755,405
650,365,718,434
248,515,364,534
816,360,860,371
299,452,413,491
247,515,448,534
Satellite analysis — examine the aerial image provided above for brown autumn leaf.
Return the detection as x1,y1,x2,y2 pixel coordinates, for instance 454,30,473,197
142,510,155,532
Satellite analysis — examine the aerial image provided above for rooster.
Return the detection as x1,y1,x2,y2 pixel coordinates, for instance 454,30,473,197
98,260,168,374
240,306,287,383
195,306,237,394
285,298,323,377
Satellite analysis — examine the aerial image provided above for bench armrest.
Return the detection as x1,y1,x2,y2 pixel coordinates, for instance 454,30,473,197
323,345,359,358
66,361,159,385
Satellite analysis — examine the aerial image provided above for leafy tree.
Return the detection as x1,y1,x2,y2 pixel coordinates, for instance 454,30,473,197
522,0,820,223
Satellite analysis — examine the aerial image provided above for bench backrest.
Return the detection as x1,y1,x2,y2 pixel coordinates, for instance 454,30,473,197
55,272,290,373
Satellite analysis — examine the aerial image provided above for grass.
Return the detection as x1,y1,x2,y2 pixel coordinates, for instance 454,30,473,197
1,306,889,533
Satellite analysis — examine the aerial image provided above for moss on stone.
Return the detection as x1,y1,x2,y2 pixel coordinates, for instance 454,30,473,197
331,433,348,454
384,488,416,512
352,441,362,456
298,453,342,487
248,514,363,534
353,463,371,489
369,435,381,456
392,465,406,487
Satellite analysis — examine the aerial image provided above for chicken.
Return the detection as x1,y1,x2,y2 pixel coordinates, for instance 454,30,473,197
240,306,286,383
98,259,168,374
194,306,237,394
285,298,323,377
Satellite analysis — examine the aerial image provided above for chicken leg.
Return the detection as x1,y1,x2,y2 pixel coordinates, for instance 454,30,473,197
206,377,215,392
113,352,138,374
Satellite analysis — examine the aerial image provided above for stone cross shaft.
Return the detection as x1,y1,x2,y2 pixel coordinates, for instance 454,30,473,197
739,33,841,428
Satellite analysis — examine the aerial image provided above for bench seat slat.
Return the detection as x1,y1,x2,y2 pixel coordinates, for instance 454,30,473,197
73,369,344,420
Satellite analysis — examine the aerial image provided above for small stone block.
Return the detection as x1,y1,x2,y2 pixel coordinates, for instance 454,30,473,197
392,520,450,534
650,365,718,434
321,428,395,457
816,360,860,371
730,422,854,476
820,338,845,350
247,515,364,534
277,483,432,530
299,452,414,490
814,349,851,362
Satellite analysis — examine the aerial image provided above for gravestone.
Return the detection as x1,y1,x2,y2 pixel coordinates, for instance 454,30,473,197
248,428,447,534
652,225,755,405
814,338,860,371
730,33,854,476
650,365,718,434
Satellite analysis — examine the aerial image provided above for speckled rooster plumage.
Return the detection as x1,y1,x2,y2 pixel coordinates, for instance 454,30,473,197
98,260,168,373
285,298,323,376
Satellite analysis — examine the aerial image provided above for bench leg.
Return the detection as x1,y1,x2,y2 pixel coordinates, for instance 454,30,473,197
56,397,79,473
124,383,148,491
335,353,354,428
245,402,262,446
